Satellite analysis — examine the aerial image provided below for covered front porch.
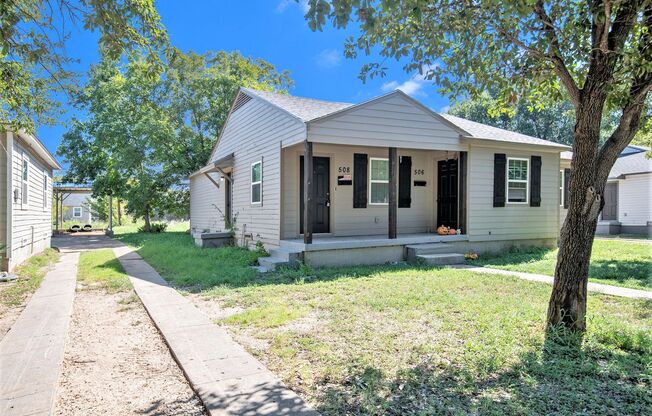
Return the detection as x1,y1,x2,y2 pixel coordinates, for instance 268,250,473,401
281,141,469,244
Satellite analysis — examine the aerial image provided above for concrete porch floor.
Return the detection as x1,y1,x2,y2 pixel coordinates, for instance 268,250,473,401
280,233,468,252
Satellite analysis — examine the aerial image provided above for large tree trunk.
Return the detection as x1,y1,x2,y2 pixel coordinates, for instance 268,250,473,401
143,204,151,233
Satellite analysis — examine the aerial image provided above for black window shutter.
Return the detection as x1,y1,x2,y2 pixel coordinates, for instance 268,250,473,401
530,155,542,207
564,168,571,209
493,153,506,207
398,156,412,208
353,153,368,208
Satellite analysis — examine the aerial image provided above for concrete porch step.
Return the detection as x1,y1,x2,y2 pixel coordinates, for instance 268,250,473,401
269,247,302,263
406,242,458,261
417,253,465,266
257,256,291,272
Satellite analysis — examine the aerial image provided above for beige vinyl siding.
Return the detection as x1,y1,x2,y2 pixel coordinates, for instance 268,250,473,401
307,93,466,151
189,173,225,233
211,95,305,246
467,144,560,241
9,138,53,269
282,143,457,239
618,173,651,226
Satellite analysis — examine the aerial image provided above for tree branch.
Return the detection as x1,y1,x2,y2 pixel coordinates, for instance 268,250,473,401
533,0,581,106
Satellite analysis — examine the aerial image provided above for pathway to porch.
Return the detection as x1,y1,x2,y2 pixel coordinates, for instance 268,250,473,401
454,265,652,299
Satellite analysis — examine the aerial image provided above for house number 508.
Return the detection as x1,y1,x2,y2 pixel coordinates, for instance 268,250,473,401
338,167,351,173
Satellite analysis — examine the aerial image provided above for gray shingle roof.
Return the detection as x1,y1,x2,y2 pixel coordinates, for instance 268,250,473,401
438,113,568,148
561,146,651,178
244,88,568,149
242,88,352,122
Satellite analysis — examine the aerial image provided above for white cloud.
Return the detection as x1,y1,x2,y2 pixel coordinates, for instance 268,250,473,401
381,65,438,98
314,49,342,69
276,0,310,13
381,78,427,97
440,105,450,113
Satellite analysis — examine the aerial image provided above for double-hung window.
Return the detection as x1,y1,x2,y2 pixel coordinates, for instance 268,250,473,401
73,207,82,218
559,170,564,207
251,160,262,204
22,156,29,206
369,158,389,204
43,171,48,209
506,158,529,204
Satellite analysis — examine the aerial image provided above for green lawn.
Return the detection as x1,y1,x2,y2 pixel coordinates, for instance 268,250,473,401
0,249,59,308
77,249,132,292
472,239,651,290
113,227,651,415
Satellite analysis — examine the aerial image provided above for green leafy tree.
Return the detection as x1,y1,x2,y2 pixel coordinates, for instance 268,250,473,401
449,91,576,144
59,56,174,232
1,0,168,132
163,49,293,175
307,0,652,333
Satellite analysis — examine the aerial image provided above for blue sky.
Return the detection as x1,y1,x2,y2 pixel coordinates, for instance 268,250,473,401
38,0,450,159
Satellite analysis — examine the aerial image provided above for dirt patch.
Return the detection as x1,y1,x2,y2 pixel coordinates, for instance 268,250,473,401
53,289,206,416
0,301,23,339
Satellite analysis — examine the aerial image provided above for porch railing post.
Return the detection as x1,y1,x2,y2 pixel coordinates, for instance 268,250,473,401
388,147,398,239
303,140,313,244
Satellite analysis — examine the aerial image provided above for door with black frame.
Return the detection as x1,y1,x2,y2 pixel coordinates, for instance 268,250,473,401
437,159,458,229
300,156,330,234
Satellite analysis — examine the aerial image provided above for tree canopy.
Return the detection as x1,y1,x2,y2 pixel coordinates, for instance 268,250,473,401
1,0,168,132
58,50,292,228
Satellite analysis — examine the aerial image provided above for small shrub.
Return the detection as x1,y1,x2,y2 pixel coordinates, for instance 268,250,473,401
255,240,268,256
138,222,168,233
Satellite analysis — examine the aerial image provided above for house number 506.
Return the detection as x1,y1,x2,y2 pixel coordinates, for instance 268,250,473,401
414,169,425,175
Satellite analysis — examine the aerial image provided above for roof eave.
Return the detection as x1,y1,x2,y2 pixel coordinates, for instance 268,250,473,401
15,130,61,170
461,136,571,151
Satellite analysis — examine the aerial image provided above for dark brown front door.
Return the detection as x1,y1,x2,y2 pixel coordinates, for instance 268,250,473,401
602,182,618,221
300,156,330,234
437,159,458,229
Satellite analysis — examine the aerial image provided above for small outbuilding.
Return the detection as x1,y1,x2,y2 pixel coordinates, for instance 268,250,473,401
1,129,61,271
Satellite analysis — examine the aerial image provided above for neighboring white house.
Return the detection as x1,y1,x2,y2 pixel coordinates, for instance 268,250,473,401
1,129,61,271
190,88,569,267
560,146,651,236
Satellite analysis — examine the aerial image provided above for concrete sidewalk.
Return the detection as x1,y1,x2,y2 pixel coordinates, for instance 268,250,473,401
113,245,317,416
0,252,80,416
454,265,652,299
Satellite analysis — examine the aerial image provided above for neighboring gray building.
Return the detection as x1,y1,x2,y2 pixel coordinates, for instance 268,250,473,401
190,88,569,267
561,146,651,236
1,129,61,271
61,191,94,223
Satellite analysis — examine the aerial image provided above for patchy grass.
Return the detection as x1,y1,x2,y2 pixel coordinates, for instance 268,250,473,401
472,239,652,290
114,230,651,414
215,268,651,415
113,226,260,289
77,249,132,292
0,249,59,308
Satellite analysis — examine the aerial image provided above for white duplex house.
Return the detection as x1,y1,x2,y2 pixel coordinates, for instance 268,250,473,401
1,129,61,271
190,88,569,268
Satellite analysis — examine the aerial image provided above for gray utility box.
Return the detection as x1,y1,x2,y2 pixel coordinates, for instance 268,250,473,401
193,232,233,248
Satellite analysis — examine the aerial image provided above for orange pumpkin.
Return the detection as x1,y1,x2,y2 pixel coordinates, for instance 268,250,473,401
437,225,449,235
448,228,457,235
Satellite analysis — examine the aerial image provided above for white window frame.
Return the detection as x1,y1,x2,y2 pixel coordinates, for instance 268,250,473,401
250,160,262,205
43,170,48,209
72,207,82,218
559,169,564,207
369,157,390,205
506,157,529,204
21,154,29,208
